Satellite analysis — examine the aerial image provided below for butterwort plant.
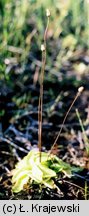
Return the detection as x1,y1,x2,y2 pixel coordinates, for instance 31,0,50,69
11,9,84,193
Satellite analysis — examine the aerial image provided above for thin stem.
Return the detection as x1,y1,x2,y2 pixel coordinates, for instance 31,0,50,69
76,108,89,155
85,181,88,200
49,87,84,155
38,16,49,162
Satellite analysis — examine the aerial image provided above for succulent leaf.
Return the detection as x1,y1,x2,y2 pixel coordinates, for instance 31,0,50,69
12,149,73,193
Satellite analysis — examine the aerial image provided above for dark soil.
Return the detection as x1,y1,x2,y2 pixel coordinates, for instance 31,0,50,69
0,47,89,200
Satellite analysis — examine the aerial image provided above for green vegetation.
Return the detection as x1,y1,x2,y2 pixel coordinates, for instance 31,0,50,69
11,6,85,195
0,0,89,80
76,109,89,155
0,0,89,199
12,149,72,193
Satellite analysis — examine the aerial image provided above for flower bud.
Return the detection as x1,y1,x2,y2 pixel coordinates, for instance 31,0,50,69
46,9,50,17
41,44,45,52
78,86,84,94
